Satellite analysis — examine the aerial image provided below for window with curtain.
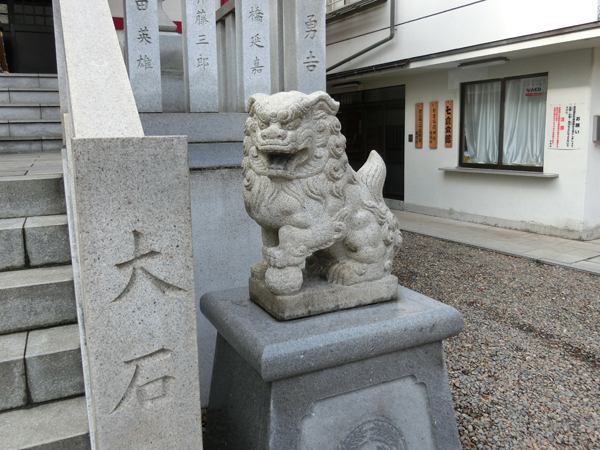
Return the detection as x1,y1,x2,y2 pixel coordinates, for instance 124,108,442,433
460,74,548,171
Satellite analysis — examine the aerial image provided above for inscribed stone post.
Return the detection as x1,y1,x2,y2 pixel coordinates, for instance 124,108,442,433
124,0,162,112
182,0,218,112
68,136,202,448
283,0,326,93
235,0,271,111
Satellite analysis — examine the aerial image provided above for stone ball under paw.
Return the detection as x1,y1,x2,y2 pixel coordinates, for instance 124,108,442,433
265,266,303,295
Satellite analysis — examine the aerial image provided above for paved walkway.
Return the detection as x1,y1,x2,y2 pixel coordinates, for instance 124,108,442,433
2,152,599,275
392,210,600,275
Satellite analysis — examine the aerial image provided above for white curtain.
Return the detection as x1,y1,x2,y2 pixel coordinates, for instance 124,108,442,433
464,81,501,164
502,76,547,166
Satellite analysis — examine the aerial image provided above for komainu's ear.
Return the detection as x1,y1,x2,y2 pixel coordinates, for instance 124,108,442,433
246,93,268,114
307,91,339,116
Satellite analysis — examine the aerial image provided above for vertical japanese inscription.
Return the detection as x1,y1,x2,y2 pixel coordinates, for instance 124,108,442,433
125,0,161,111
248,5,267,76
304,51,319,72
305,14,318,40
444,100,453,148
236,0,271,110
111,348,175,414
415,103,424,149
284,1,325,93
429,101,438,149
110,230,185,304
71,136,201,448
298,7,323,80
183,0,218,111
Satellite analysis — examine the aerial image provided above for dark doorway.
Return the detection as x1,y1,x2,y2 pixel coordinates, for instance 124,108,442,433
332,85,405,200
0,0,56,74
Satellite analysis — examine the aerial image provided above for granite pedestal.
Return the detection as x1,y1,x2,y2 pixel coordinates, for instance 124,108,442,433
201,285,463,450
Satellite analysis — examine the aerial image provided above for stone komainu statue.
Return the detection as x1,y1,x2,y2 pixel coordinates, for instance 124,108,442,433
242,91,402,299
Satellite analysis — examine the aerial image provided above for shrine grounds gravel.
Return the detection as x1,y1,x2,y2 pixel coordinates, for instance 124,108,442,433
392,232,600,450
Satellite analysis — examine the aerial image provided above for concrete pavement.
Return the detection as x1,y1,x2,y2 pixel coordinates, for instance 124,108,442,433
392,210,600,276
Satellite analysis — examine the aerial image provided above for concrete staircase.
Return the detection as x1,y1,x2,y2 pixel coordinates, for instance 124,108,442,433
0,74,90,449
0,74,62,154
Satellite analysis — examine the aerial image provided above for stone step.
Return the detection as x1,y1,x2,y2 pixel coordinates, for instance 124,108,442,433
0,215,70,271
25,215,71,268
0,119,62,138
0,331,27,411
0,73,58,90
0,396,90,449
0,103,60,120
0,136,62,154
0,325,84,411
25,324,84,404
0,266,76,335
0,217,25,271
0,88,60,104
0,173,66,219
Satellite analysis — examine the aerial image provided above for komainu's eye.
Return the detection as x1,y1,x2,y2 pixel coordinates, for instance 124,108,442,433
258,120,269,130
283,119,301,130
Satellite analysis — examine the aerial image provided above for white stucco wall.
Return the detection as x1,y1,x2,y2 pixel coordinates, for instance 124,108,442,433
406,50,594,236
353,49,598,238
583,47,600,236
327,0,598,72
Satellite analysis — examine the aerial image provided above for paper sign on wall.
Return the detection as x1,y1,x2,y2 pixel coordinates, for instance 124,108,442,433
548,103,583,150
429,101,438,149
415,103,423,148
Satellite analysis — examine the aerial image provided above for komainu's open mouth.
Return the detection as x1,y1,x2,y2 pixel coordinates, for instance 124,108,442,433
267,153,291,171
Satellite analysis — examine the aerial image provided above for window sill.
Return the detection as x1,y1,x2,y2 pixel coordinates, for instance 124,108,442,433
439,167,559,178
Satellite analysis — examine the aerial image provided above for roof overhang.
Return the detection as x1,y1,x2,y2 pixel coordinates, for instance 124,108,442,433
327,21,600,83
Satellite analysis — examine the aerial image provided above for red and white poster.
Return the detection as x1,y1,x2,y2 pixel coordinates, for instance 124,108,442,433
548,103,583,150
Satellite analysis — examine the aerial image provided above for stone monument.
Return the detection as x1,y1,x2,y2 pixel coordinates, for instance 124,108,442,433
181,0,219,112
242,90,403,319
124,0,162,112
235,0,272,111
54,0,203,447
282,0,326,93
202,91,463,450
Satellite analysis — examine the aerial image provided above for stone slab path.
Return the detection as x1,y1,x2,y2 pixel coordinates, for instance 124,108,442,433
393,211,600,276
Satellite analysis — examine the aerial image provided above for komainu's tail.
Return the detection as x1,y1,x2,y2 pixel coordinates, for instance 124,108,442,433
356,150,403,261
357,150,386,204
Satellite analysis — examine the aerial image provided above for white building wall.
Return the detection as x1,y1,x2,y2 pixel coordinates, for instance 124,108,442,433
583,47,600,237
327,0,598,72
351,49,598,238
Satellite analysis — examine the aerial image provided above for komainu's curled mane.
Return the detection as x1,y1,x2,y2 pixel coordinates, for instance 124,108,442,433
242,91,402,297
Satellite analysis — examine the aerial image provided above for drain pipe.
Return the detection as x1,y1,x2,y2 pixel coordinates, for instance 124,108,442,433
326,0,396,73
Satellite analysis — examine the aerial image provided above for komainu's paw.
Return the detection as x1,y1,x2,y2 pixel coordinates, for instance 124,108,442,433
327,261,368,285
264,245,307,268
265,266,303,295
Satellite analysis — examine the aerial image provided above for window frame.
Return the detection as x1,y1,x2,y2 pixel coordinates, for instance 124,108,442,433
459,72,549,173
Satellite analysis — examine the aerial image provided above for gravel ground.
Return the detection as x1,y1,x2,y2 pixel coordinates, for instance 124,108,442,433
393,232,600,450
